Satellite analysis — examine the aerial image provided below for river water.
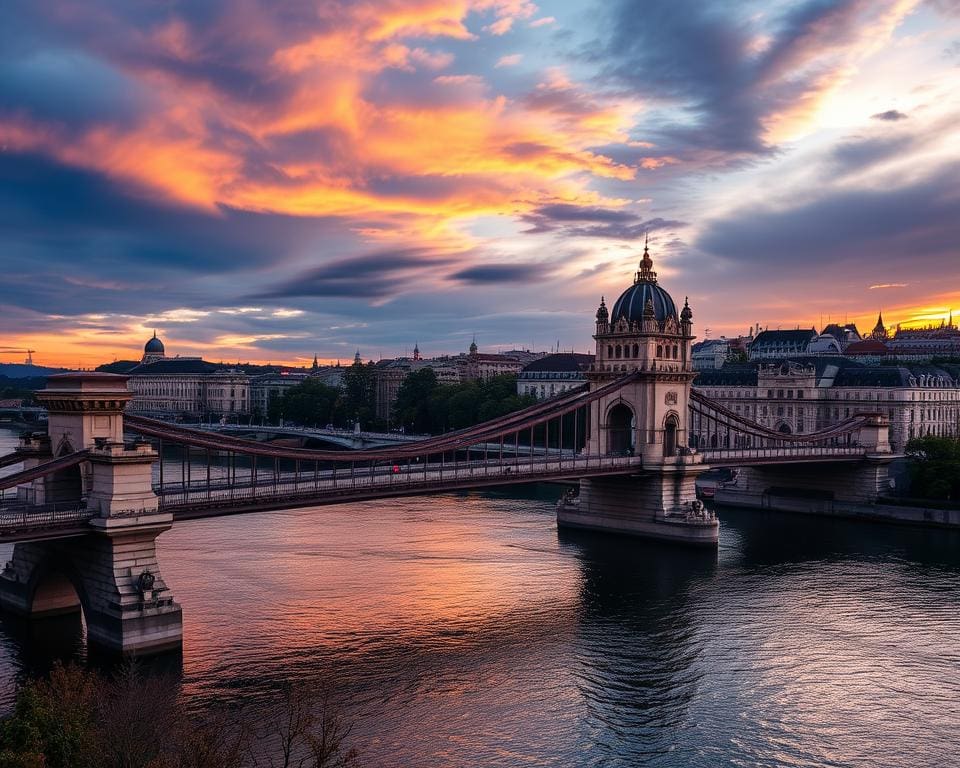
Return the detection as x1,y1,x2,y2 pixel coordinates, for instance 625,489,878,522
1,427,959,767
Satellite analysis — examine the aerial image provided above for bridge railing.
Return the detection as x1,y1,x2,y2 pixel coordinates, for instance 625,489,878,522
697,445,866,462
155,452,641,511
0,501,94,535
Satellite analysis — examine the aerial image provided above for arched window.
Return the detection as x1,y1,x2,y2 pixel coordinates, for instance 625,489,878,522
633,343,639,357
607,345,613,357
607,403,635,455
663,414,679,457
673,345,679,359
656,344,663,357
615,345,622,358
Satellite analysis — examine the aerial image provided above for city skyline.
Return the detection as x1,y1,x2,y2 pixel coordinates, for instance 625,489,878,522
2,0,959,368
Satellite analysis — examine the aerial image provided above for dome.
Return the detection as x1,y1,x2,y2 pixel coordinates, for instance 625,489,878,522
144,332,165,355
806,333,841,355
610,243,678,325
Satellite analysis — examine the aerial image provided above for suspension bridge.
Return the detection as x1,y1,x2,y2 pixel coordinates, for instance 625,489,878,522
0,244,897,654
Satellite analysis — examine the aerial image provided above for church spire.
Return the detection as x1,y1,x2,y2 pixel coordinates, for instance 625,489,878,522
635,234,658,284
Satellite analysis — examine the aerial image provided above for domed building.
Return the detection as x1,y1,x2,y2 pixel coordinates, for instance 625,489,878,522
589,239,695,458
557,239,717,546
805,333,841,356
142,331,166,364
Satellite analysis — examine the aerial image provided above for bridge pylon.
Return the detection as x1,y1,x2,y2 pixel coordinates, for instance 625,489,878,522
0,373,182,655
557,245,718,545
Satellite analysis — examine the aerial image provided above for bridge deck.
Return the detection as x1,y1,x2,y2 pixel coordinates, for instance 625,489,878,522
159,454,643,519
0,443,872,542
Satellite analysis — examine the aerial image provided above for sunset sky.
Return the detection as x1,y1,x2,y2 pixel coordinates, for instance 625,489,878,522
2,0,959,368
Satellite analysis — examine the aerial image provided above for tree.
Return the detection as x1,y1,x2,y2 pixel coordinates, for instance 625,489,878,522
905,435,960,500
392,368,439,433
0,664,99,768
334,362,381,430
278,380,340,427
0,664,362,768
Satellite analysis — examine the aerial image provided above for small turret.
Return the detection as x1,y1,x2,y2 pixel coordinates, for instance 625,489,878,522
595,296,609,334
680,296,693,337
642,297,658,332
635,233,658,284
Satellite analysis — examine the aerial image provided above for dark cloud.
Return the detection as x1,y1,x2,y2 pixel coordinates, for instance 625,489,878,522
521,205,685,239
592,0,908,158
253,248,458,300
0,152,355,321
827,134,914,175
451,263,546,283
696,162,960,273
0,49,145,128
871,109,908,121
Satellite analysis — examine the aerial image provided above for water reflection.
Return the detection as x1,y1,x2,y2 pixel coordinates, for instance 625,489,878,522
560,529,717,765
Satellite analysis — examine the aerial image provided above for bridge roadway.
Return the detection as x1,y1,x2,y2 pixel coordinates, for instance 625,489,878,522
151,422,426,450
0,444,870,543
177,423,544,456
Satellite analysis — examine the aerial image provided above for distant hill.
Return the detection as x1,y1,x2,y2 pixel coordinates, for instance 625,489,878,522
0,363,68,379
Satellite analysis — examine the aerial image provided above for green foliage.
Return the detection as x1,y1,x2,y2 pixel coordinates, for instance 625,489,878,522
392,368,439,433
272,379,340,427
269,363,385,431
0,664,101,768
393,374,536,434
338,362,380,430
0,663,361,768
904,435,960,500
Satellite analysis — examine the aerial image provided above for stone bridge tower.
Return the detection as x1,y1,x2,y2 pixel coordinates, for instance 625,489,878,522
557,242,718,544
0,373,182,654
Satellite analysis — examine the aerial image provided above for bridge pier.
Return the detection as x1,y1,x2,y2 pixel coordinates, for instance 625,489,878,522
0,373,182,655
713,416,898,518
558,460,719,546
0,515,182,653
714,457,895,514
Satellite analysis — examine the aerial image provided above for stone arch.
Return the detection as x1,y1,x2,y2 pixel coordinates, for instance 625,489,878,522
606,401,635,455
663,412,680,457
30,567,85,618
775,422,792,435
